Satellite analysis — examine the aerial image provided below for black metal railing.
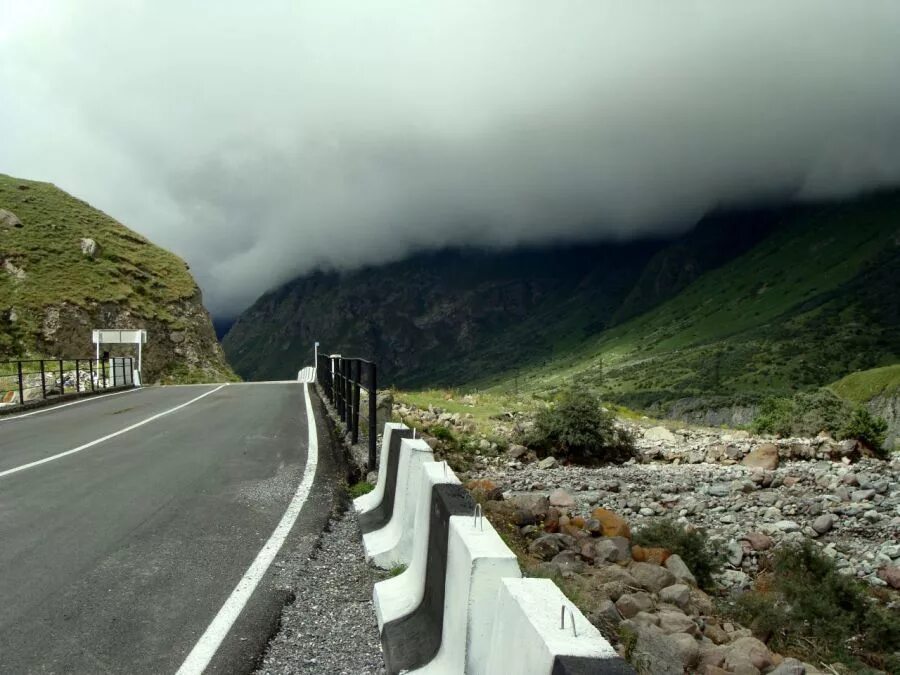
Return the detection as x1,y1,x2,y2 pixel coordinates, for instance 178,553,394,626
316,351,378,471
0,357,136,410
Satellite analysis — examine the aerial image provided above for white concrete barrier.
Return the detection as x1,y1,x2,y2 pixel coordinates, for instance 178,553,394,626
354,422,408,515
411,515,522,674
485,578,630,674
374,460,458,629
363,437,434,568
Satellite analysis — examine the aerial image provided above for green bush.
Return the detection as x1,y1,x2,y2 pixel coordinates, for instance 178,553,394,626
524,385,634,464
733,541,900,671
430,425,455,442
348,481,375,499
840,406,889,455
751,389,853,438
632,518,722,590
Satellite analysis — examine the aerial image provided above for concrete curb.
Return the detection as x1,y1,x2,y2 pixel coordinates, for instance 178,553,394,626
357,424,414,534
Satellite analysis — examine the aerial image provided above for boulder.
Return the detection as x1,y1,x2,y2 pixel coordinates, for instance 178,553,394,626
659,583,691,609
528,534,568,560
548,488,576,509
591,508,631,539
769,658,806,675
537,456,557,469
811,513,835,535
726,636,773,672
550,550,584,573
0,209,23,228
877,565,900,589
621,622,684,675
615,591,654,619
630,561,676,592
742,443,779,470
589,537,631,564
507,494,550,520
644,426,677,442
665,553,698,586
589,598,622,628
80,237,101,258
657,608,699,636
741,532,774,551
632,545,671,564
669,632,700,668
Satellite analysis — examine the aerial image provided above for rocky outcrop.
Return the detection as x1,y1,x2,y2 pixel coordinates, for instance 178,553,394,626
867,394,900,450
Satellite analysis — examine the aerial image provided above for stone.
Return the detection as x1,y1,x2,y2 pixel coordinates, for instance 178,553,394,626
657,608,699,636
659,583,691,609
537,456,557,469
507,444,528,459
665,554,698,586
644,426,677,443
708,482,732,497
528,534,567,560
631,545,671,564
507,494,550,520
466,478,502,503
769,658,806,674
811,513,835,535
742,443,779,470
704,622,730,645
630,561,676,592
550,550,584,573
80,237,101,258
632,611,660,628
726,636,773,672
615,591,654,618
669,631,700,668
590,537,632,564
852,489,876,501
591,508,631,539
877,565,900,589
0,209,23,228
623,622,683,675
726,540,744,566
773,520,801,532
548,488,576,509
741,532,774,551
591,598,622,627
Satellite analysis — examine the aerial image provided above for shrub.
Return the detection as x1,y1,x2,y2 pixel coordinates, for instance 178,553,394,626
524,385,634,464
348,481,375,499
840,406,889,455
632,518,722,590
732,540,900,670
430,424,455,442
751,389,854,438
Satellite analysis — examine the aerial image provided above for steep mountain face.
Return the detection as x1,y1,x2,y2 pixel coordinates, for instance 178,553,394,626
225,190,900,417
0,174,235,383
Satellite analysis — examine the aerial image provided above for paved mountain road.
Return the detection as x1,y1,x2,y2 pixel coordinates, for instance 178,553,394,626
0,382,338,674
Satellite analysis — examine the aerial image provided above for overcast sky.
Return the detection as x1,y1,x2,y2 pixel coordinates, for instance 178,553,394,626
2,1,900,316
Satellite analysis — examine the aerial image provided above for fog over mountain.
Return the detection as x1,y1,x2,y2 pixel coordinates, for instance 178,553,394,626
2,1,900,316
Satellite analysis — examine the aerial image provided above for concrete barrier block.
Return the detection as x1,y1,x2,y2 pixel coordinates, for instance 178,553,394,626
373,461,459,630
485,578,633,675
410,515,522,675
354,422,409,516
363,438,434,568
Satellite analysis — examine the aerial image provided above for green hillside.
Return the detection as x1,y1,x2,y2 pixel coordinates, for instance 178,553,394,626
831,364,900,403
490,192,900,413
0,173,235,382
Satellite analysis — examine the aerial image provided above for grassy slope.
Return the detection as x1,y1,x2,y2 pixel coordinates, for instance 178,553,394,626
830,364,900,403
0,174,197,345
484,193,900,409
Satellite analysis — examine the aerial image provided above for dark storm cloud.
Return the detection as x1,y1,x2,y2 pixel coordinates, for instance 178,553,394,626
3,1,900,315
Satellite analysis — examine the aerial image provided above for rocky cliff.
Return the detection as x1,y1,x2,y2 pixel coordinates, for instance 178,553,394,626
0,173,235,383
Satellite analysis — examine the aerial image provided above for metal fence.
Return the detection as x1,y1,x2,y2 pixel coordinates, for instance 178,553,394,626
316,352,378,470
0,357,136,410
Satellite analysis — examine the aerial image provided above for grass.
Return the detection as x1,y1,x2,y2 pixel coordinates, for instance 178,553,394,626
392,388,536,437
387,563,407,578
348,481,375,499
830,364,900,403
0,174,197,354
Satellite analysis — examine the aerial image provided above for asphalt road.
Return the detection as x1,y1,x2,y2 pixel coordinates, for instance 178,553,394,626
0,382,338,674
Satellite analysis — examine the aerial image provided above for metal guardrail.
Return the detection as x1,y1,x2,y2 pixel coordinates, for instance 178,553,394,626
316,351,378,470
0,357,135,409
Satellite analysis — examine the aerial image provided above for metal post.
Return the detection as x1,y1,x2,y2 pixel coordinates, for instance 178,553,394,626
101,357,107,389
368,361,377,471
75,359,81,392
352,360,361,445
344,360,352,428
336,357,344,418
59,359,64,395
17,361,24,405
89,359,95,392
40,360,46,399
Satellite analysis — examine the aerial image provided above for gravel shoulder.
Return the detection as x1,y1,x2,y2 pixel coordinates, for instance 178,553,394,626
256,505,386,675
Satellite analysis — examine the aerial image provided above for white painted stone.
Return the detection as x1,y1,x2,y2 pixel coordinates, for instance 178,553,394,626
484,578,619,675
354,422,408,514
363,437,434,568
411,516,521,675
373,461,459,630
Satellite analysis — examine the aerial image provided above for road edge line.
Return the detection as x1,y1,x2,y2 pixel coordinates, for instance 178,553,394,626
0,387,143,422
0,384,227,480
175,381,320,675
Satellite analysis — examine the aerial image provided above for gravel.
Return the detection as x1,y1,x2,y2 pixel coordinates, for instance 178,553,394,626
256,508,386,675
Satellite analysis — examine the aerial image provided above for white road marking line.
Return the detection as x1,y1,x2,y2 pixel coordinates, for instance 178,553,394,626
175,383,319,675
0,384,227,480
0,387,143,422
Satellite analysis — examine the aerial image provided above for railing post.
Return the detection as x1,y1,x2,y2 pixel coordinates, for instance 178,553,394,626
75,359,81,393
352,360,361,445
368,361,377,471
336,357,344,418
17,361,24,405
40,360,47,399
343,359,351,428
101,357,107,389
89,359,95,392
59,359,64,395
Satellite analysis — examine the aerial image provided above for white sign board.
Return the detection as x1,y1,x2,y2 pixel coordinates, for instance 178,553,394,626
92,329,147,344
